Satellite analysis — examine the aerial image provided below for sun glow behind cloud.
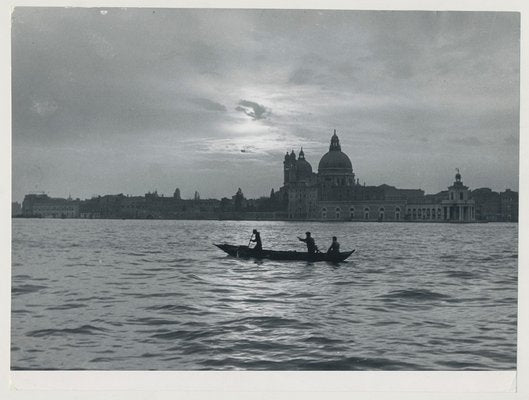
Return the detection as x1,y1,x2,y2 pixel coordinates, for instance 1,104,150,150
197,130,324,157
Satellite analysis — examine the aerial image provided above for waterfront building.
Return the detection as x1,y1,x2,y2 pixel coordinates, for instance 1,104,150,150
500,189,518,222
280,131,408,221
22,194,79,218
440,169,476,222
472,188,501,221
281,131,479,222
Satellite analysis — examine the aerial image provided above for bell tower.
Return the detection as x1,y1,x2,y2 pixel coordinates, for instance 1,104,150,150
283,152,290,185
283,150,297,185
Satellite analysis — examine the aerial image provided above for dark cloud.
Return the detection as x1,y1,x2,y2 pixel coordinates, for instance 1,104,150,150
235,100,270,120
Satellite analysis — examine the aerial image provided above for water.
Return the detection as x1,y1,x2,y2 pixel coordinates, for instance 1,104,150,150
11,219,518,370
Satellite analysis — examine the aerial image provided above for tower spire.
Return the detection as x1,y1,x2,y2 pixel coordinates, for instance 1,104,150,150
299,147,305,159
329,130,341,151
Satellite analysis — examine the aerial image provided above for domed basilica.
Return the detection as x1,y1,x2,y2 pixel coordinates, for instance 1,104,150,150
279,130,476,222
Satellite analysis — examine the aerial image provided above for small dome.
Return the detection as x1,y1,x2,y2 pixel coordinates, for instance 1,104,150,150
296,158,313,180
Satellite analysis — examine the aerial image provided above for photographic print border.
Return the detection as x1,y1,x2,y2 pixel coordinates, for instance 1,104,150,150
2,0,527,399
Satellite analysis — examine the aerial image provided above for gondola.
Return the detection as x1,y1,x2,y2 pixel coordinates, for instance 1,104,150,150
214,244,354,262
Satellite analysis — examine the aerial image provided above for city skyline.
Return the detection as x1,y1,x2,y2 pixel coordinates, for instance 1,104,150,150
11,144,517,204
12,9,520,202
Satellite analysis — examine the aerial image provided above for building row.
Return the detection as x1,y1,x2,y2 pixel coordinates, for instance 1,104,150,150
278,131,517,222
15,185,517,222
17,190,285,220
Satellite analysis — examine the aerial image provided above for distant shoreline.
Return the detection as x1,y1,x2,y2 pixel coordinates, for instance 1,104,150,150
11,216,514,224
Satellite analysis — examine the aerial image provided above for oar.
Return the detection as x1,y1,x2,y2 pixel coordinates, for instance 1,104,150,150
247,233,254,248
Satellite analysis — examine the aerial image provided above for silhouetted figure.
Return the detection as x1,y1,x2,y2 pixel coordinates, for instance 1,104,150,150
327,236,340,255
250,229,262,252
298,232,318,254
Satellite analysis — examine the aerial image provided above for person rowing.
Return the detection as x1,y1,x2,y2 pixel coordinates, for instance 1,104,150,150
327,236,340,255
298,231,319,255
249,229,262,252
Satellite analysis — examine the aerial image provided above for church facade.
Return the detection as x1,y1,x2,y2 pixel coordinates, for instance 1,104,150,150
281,131,475,222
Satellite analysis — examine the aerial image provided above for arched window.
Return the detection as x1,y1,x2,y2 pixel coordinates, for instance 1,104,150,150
396,207,401,221
364,207,370,220
460,192,464,200
321,208,327,219
350,207,355,219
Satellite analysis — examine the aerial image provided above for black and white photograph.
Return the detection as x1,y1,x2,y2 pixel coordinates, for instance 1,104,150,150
7,2,523,389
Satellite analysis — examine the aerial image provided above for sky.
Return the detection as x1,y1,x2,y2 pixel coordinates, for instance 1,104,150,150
11,8,520,202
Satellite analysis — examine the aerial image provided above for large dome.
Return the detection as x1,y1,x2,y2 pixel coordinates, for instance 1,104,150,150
318,132,353,173
318,151,352,171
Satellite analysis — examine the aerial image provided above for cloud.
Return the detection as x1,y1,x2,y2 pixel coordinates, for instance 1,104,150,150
190,97,227,112
235,100,270,120
289,68,316,85
10,9,519,201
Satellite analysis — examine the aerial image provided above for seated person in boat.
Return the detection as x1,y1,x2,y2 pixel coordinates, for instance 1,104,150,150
327,236,340,255
298,232,318,254
250,229,262,252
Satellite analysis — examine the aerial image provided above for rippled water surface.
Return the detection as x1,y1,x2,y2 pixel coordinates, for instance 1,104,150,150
11,219,518,370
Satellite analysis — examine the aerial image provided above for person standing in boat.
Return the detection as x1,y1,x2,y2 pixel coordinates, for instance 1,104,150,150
327,236,340,255
298,232,318,254
250,229,262,252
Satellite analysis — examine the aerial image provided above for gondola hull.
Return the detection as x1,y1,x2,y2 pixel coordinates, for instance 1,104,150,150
214,244,354,262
